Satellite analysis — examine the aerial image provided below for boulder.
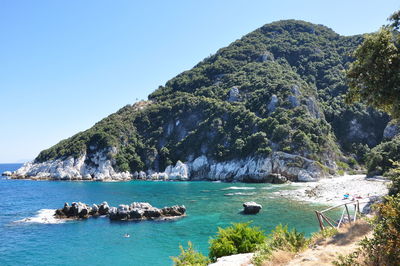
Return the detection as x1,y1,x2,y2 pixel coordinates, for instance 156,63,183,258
79,207,90,218
161,205,186,216
90,204,99,215
243,202,262,214
287,95,300,108
132,171,139,179
129,208,144,219
109,205,130,220
98,202,110,215
383,122,400,140
55,202,92,219
258,50,274,62
83,174,92,180
227,87,240,102
2,171,12,176
165,161,189,180
108,207,118,219
138,171,147,179
62,202,70,214
270,173,287,184
267,95,279,113
297,170,316,182
143,208,162,219
131,202,152,209
306,97,321,118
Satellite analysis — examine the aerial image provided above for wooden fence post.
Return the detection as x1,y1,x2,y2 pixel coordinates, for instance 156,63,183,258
315,211,324,230
345,204,351,224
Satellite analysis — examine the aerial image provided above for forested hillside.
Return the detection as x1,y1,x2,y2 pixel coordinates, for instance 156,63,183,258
34,20,389,174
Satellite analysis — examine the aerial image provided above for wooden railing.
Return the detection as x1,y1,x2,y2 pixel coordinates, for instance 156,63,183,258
315,199,366,230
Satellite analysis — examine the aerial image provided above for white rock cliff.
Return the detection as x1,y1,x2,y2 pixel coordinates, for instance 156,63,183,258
8,150,329,182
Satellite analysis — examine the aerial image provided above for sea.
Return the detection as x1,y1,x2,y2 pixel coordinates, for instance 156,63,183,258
0,163,333,266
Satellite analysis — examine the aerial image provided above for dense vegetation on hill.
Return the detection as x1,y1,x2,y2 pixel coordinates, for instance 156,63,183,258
35,20,390,173
345,10,400,177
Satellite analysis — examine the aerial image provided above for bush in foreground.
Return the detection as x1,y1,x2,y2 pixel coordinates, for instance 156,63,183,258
252,224,308,265
171,241,210,266
208,222,265,262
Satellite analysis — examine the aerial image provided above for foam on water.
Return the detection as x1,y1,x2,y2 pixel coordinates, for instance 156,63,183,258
261,186,274,190
222,186,256,190
224,192,257,196
16,209,64,224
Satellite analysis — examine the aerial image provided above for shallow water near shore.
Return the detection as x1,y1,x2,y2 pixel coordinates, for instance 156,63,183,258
0,164,334,266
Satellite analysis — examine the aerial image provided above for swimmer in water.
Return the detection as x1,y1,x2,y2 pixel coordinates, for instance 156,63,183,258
124,233,130,238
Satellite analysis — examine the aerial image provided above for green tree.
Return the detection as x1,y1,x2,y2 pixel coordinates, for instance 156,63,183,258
346,10,400,118
209,222,265,262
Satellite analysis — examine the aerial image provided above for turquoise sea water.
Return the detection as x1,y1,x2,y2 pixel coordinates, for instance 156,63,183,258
0,163,331,266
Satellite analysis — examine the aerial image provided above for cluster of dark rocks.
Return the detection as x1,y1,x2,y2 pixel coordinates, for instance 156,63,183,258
108,202,186,221
55,201,186,221
55,202,110,219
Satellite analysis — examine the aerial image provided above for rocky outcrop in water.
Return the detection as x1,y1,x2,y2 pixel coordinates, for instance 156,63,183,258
55,202,110,219
2,171,12,176
109,202,186,221
243,201,262,214
54,201,186,221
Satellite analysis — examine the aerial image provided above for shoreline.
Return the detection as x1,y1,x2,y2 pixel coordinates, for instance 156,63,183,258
3,173,391,210
273,174,389,206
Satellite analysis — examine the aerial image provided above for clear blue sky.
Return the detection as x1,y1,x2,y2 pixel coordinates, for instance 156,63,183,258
1,0,399,163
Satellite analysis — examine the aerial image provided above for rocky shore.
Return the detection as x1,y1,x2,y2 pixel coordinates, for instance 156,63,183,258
274,174,389,207
54,201,186,221
3,151,332,183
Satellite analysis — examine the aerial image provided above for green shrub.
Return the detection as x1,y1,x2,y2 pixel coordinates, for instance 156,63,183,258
333,250,361,266
209,222,265,262
366,136,400,175
252,224,308,265
268,224,308,252
171,241,210,266
386,160,400,196
336,161,350,170
310,227,338,242
359,195,400,265
337,169,345,176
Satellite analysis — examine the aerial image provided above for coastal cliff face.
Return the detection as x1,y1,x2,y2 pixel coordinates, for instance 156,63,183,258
12,151,328,182
9,20,390,182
